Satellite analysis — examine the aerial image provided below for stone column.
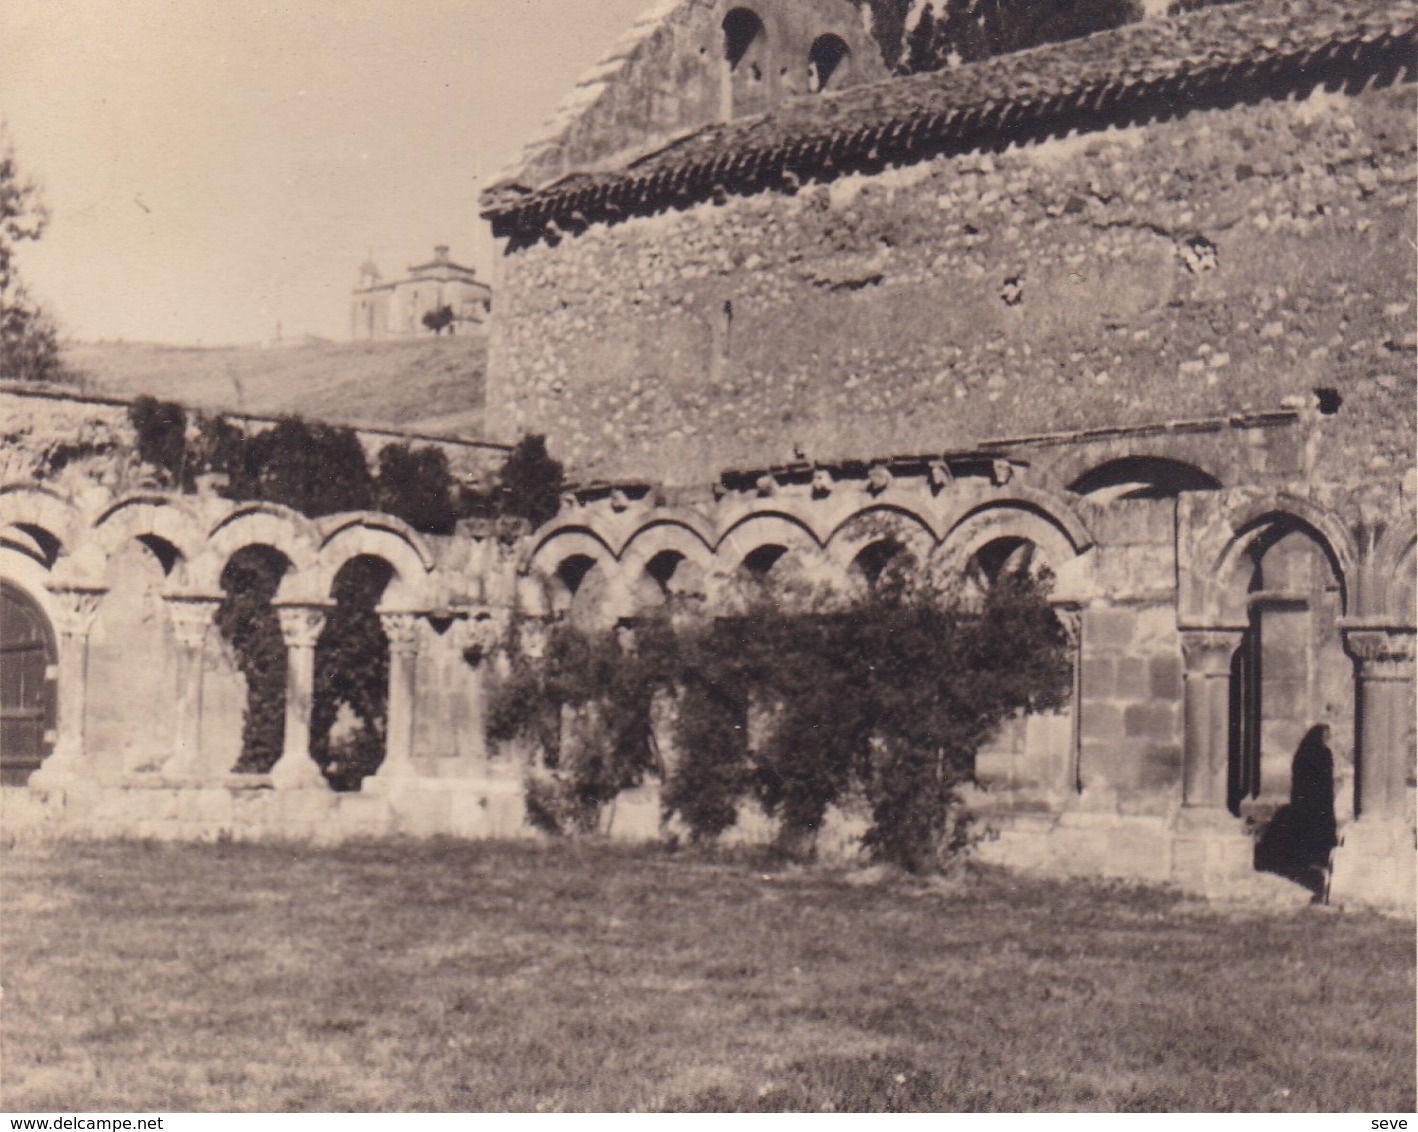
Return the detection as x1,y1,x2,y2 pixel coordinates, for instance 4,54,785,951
1343,628,1416,822
160,595,223,779
29,587,106,786
455,608,507,770
1179,628,1243,809
271,603,330,789
370,611,421,785
1052,602,1083,794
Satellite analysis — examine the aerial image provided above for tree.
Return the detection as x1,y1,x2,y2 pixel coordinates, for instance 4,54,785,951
494,434,565,528
0,125,59,382
422,304,455,336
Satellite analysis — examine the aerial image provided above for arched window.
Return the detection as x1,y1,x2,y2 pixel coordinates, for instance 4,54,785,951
723,8,765,69
0,580,56,785
808,34,851,93
721,8,768,120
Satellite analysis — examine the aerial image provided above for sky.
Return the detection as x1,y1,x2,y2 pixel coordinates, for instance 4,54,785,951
1,0,652,345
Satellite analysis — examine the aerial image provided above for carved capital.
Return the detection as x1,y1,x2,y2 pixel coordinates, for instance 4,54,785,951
1179,628,1243,676
1050,603,1082,648
47,587,106,640
928,460,954,494
165,596,222,650
1343,628,1416,679
379,611,423,657
275,604,330,650
517,617,551,661
457,606,509,658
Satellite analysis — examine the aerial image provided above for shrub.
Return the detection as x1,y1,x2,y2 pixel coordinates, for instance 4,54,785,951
493,434,563,529
128,396,188,487
376,442,457,535
492,565,1072,869
217,548,288,774
488,617,671,834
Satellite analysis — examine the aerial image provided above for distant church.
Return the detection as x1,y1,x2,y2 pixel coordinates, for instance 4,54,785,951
351,245,492,340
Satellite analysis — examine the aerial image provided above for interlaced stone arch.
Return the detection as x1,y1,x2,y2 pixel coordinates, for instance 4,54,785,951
0,484,79,570
85,495,207,588
933,498,1093,603
316,514,434,611
197,503,321,602
620,520,716,610
522,527,625,623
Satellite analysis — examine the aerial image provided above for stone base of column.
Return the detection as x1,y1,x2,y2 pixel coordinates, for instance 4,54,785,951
1329,821,1417,916
27,749,85,790
269,752,328,790
359,767,418,799
1171,808,1258,894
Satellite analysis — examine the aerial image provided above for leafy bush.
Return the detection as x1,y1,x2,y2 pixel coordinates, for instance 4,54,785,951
128,396,189,487
491,566,1071,870
310,556,392,792
492,434,564,529
375,442,457,535
217,548,288,774
488,617,671,834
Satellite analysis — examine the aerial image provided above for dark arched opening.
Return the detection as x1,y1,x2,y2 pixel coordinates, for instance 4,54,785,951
313,555,395,792
219,546,292,775
1068,457,1222,501
723,8,765,67
0,580,57,785
808,34,851,92
742,544,788,577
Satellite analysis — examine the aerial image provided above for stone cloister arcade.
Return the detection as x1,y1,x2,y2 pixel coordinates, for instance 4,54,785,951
2,415,1413,908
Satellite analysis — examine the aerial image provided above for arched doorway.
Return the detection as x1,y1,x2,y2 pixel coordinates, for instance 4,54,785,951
1,580,57,785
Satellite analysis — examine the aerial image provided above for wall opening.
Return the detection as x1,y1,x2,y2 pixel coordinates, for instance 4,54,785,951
313,555,396,792
1068,457,1221,501
1225,520,1350,892
722,8,768,119
219,545,292,775
0,580,56,786
808,34,851,92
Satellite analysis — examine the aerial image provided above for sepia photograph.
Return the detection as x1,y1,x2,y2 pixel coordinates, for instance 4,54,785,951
0,0,1414,1115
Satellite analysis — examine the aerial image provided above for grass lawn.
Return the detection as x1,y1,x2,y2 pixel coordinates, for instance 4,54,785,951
1,838,1412,1112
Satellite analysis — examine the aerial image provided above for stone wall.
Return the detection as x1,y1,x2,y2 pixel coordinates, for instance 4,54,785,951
487,82,1416,488
487,0,887,197
0,384,508,497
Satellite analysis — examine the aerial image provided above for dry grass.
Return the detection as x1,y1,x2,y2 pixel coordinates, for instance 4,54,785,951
60,338,486,435
1,838,1412,1112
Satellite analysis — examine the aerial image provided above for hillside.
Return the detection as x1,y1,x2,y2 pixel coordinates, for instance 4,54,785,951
60,337,488,438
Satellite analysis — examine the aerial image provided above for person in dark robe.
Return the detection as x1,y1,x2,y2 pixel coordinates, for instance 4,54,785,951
1255,723,1338,897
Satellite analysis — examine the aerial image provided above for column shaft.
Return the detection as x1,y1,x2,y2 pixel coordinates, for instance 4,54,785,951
375,612,421,783
1345,629,1416,822
271,605,329,789
31,588,105,785
1179,629,1243,809
162,597,221,779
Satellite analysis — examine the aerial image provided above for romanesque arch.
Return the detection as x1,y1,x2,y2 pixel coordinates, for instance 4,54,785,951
824,505,935,596
620,520,716,611
199,503,320,600
0,484,79,570
933,499,1089,800
0,578,57,785
315,513,434,611
86,495,208,588
523,527,624,626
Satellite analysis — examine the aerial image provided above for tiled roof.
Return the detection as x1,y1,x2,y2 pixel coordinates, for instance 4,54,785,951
481,0,1415,240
